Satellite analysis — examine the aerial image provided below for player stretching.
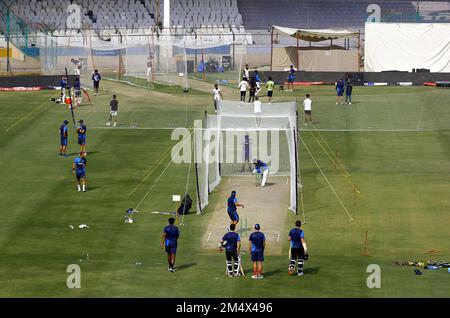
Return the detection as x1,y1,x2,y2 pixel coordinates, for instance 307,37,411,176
303,94,312,126
161,217,180,272
106,95,119,127
227,190,244,226
72,153,86,192
288,220,308,276
77,119,87,154
59,120,69,156
249,224,266,279
92,69,102,96
220,224,242,277
252,159,269,187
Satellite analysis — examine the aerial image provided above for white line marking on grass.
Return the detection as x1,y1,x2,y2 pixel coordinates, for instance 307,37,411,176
134,158,174,210
228,178,232,184
206,232,212,242
90,126,180,130
300,136,354,222
134,129,193,210
299,128,444,132
276,231,280,243
5,100,48,132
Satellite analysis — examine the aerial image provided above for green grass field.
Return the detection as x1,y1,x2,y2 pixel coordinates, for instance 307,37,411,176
0,79,449,297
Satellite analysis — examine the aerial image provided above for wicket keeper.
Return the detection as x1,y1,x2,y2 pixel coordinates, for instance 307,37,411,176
288,220,308,276
72,153,86,192
227,190,244,226
249,224,266,279
161,217,180,272
220,223,241,277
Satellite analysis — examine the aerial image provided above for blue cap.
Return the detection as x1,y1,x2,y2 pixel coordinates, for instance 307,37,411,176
255,224,260,230
231,190,236,195
63,120,69,124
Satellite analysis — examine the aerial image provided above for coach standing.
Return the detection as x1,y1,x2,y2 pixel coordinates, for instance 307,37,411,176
288,220,308,276
106,95,119,127
249,224,266,279
345,78,353,105
92,69,102,96
161,217,180,273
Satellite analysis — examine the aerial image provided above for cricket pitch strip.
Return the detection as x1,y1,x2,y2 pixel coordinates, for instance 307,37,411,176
202,176,290,255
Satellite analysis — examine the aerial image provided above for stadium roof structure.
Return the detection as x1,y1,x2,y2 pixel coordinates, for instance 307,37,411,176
272,25,359,42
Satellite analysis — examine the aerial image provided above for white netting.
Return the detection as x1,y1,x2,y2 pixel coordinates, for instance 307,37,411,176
38,28,250,89
195,101,299,214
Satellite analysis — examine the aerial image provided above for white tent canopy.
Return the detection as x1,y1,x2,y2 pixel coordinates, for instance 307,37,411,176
272,25,359,42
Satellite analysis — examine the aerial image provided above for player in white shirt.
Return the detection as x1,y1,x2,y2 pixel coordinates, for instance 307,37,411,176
238,77,248,102
303,94,312,126
212,84,223,112
242,64,250,81
253,96,262,126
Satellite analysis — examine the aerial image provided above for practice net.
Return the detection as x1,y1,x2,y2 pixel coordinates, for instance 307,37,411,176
195,100,299,214
38,27,249,90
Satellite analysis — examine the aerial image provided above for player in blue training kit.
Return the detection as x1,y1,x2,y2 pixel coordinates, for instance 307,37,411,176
288,220,309,276
77,119,87,154
287,65,296,91
336,78,345,104
227,190,244,226
252,159,269,187
72,153,86,192
59,120,69,156
220,223,242,277
92,69,102,96
249,224,266,279
161,217,180,272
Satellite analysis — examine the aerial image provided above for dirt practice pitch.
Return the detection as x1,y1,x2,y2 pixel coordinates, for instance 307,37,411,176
202,176,291,255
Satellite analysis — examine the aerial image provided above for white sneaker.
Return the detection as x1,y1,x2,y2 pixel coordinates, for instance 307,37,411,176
258,275,264,279
349,102,352,104
251,275,258,279
113,123,117,127
336,102,338,105
106,122,111,126
297,272,304,276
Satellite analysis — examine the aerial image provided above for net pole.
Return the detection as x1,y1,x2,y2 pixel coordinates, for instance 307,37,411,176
65,68,76,125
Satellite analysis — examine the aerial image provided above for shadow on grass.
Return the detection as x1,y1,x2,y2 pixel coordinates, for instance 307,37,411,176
176,263,197,271
304,266,320,275
263,269,282,277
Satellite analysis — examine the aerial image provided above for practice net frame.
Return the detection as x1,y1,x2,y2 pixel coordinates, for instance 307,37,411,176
194,100,299,214
38,27,249,90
